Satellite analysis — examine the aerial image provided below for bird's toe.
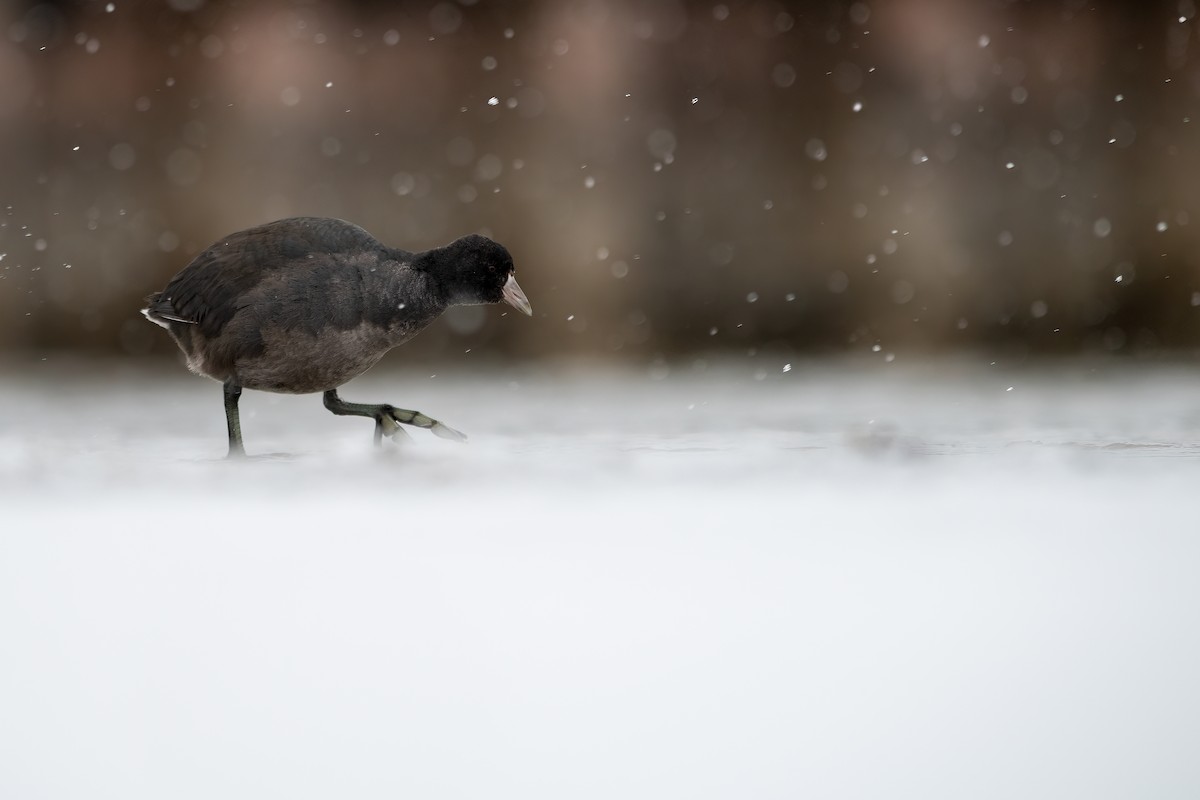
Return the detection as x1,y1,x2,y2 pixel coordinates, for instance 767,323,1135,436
430,421,468,443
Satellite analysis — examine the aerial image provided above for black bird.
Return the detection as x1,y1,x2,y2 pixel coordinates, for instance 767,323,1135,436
143,216,532,456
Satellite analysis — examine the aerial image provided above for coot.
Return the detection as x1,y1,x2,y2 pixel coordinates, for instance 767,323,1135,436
143,216,532,456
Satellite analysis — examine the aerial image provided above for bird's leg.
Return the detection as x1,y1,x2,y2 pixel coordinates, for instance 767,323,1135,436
322,389,467,445
223,380,247,458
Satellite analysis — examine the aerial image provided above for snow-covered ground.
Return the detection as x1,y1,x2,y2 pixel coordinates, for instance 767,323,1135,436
3,357,1199,799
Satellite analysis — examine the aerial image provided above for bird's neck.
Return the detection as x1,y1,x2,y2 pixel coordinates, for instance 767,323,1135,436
371,259,446,338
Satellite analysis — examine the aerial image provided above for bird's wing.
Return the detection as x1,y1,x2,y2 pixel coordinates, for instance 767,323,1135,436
154,218,385,338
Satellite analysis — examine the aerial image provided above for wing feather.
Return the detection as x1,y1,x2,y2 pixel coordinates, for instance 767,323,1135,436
148,217,385,338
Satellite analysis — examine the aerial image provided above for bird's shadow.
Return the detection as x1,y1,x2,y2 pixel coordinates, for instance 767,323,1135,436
185,451,300,463
195,445,418,463
241,451,301,461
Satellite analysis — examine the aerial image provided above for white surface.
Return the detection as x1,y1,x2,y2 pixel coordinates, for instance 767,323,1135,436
2,357,1200,798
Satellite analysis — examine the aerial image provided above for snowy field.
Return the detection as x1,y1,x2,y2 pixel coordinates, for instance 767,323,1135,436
3,356,1200,799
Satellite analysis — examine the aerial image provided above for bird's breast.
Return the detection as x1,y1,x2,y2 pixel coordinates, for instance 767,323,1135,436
233,321,397,394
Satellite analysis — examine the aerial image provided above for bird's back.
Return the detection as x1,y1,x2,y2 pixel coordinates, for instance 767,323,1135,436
144,217,393,339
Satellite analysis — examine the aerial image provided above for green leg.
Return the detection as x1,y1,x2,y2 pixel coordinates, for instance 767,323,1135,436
322,389,467,445
223,381,247,458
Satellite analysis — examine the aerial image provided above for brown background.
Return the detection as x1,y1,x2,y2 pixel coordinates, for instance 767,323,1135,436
2,0,1199,364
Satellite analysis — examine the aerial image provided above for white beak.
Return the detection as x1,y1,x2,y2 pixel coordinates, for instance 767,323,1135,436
502,273,533,316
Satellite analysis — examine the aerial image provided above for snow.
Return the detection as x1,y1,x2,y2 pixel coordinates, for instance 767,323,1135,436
3,357,1200,798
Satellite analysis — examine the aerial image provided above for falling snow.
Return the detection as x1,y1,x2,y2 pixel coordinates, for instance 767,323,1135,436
4,4,1200,792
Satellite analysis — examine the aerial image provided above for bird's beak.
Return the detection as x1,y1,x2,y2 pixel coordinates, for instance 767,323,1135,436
502,273,533,316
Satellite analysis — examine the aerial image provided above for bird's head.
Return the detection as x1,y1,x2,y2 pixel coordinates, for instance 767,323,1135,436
424,233,532,316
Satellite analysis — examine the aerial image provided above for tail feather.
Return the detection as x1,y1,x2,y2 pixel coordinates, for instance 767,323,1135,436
141,292,196,329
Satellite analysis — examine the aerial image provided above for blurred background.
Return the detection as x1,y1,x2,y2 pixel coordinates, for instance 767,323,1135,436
8,7,1200,797
2,0,1200,365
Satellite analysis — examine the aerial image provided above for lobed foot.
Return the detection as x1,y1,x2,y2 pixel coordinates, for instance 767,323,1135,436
323,389,467,446
381,405,468,443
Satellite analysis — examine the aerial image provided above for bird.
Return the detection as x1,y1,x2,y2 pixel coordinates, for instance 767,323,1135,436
142,216,532,457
